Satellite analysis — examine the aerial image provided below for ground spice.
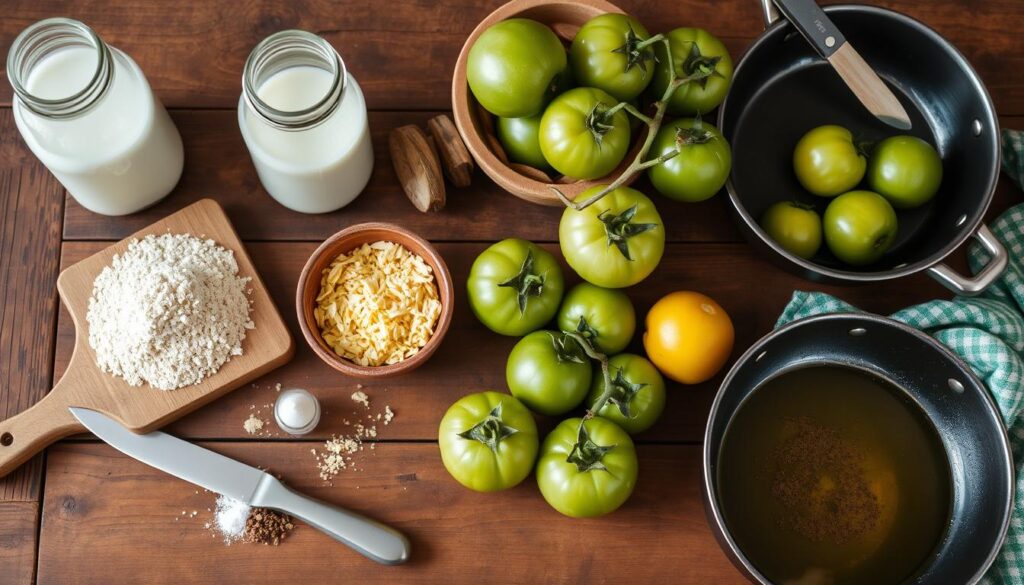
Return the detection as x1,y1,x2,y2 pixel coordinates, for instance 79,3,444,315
243,509,294,546
769,417,880,543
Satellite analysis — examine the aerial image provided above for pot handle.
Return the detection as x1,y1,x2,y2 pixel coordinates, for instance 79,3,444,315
927,224,1009,296
760,0,780,27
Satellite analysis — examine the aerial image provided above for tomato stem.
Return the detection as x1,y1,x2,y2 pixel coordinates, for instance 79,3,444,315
551,37,700,210
563,331,614,419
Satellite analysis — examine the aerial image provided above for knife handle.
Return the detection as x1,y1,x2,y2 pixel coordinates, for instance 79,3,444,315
251,475,411,565
772,0,846,58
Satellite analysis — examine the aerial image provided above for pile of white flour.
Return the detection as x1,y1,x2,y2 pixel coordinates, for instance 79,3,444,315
87,233,255,390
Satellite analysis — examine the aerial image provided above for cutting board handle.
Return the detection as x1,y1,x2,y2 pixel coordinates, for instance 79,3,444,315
0,386,80,477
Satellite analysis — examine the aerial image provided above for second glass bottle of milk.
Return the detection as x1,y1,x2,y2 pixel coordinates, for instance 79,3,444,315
238,30,373,214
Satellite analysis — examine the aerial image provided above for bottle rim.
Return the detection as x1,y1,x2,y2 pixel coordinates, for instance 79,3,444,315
6,17,114,119
242,30,346,132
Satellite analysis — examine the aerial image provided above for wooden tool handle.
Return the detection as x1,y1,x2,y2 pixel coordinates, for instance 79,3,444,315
0,388,80,477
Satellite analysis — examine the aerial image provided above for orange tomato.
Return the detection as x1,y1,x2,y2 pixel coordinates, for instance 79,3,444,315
643,291,734,384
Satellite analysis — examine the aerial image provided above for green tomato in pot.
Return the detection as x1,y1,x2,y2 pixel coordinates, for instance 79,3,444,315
536,417,638,517
539,87,631,180
569,13,655,102
557,282,636,355
559,186,665,288
650,27,733,116
647,118,732,202
467,239,564,336
496,115,551,171
823,190,898,266
793,125,867,197
760,201,823,260
506,330,593,416
867,135,943,209
467,18,568,118
438,391,539,492
587,353,666,434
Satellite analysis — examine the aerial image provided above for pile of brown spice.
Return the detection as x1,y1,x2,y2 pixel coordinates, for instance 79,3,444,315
770,417,880,543
243,508,294,546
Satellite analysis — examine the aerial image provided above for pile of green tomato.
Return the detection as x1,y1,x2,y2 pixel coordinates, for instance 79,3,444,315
439,239,665,518
761,125,943,266
467,13,734,202
438,11,740,519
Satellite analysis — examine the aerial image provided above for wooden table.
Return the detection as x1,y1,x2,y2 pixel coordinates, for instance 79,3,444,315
0,1,1020,582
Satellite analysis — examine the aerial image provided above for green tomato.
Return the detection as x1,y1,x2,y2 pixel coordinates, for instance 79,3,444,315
467,239,565,336
557,283,636,354
506,330,592,416
438,391,539,492
867,135,943,209
587,354,666,434
496,115,551,170
793,125,867,197
760,201,823,260
536,417,638,517
823,190,898,266
539,87,631,180
559,186,665,288
569,14,654,102
651,28,733,116
647,118,732,202
467,18,568,118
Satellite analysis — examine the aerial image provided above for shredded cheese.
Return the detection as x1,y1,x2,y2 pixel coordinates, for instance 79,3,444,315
314,241,442,366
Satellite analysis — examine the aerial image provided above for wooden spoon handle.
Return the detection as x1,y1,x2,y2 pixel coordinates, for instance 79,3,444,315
0,390,80,477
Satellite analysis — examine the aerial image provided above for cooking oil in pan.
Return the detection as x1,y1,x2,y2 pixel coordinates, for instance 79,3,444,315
717,365,951,585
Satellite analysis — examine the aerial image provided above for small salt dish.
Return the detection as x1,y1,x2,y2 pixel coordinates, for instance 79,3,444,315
274,388,321,435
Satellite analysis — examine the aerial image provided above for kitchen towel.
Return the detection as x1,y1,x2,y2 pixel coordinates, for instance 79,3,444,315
1005,129,1024,192
776,203,1024,584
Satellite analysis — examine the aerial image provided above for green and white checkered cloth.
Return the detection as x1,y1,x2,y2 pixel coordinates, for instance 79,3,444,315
1005,129,1024,192
776,202,1024,583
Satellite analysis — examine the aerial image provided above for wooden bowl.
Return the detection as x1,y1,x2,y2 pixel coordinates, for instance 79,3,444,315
451,0,641,206
296,223,454,379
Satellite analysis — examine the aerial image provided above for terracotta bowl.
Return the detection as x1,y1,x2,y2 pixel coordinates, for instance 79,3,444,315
296,223,454,379
451,0,641,207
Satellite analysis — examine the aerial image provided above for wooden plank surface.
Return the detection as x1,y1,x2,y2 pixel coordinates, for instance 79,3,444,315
54,241,953,443
0,0,1020,583
1,1,1022,114
0,109,65,585
37,442,745,585
59,111,1023,243
60,110,739,243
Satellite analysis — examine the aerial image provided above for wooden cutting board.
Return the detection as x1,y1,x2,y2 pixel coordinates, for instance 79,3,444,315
0,199,294,477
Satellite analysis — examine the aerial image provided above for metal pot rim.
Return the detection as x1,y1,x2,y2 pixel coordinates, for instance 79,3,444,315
702,312,1013,585
717,4,1001,283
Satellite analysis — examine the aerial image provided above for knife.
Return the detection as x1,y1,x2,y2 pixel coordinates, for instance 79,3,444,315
772,0,913,130
70,407,410,565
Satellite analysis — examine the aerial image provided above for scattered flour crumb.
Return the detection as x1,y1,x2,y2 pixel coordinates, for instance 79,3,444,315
351,391,370,408
243,414,265,435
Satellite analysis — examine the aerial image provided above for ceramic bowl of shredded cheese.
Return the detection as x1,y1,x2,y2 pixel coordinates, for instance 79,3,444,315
297,223,454,378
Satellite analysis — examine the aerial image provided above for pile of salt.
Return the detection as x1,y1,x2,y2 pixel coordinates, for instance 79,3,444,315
214,495,251,543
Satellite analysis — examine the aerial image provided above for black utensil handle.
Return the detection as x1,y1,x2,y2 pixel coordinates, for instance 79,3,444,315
772,0,847,57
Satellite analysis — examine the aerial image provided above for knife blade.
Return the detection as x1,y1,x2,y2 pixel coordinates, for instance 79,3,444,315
70,407,410,565
772,0,913,130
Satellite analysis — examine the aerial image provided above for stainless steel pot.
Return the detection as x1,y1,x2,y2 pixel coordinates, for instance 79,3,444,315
702,314,1013,584
717,4,1007,295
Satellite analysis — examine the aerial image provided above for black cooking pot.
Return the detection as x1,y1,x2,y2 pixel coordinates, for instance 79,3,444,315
718,3,1007,295
702,314,1013,584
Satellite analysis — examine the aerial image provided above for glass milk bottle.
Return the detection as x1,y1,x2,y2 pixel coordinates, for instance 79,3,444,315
7,18,184,216
238,30,373,214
